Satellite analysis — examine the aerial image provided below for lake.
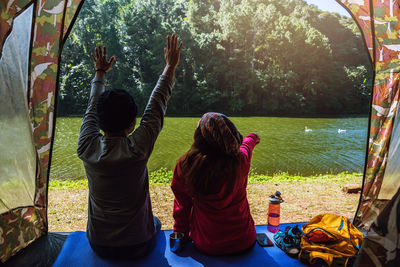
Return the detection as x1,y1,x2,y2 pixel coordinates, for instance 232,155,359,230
50,116,368,180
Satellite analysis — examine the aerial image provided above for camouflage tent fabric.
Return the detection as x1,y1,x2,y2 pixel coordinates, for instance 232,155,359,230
338,0,400,230
0,0,400,264
0,0,83,262
355,187,400,266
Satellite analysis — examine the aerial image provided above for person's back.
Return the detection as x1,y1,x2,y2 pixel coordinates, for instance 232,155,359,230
171,112,260,255
79,135,156,245
77,35,182,259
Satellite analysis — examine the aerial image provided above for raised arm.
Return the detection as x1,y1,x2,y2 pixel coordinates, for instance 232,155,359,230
77,46,115,156
240,133,260,167
130,34,183,157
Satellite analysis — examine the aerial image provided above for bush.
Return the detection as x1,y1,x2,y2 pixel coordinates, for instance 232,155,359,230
149,168,173,185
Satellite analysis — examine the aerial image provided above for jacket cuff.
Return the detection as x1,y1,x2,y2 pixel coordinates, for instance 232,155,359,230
247,133,260,142
159,75,174,88
92,75,106,84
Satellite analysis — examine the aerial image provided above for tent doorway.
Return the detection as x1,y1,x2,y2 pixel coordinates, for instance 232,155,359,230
1,0,399,265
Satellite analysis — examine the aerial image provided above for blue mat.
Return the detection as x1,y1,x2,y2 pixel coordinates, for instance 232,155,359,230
53,224,307,266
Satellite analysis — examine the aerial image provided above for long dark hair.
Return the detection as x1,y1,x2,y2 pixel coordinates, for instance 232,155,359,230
180,126,241,196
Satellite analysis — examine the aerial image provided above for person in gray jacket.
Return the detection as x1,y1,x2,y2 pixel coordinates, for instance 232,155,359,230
77,34,182,260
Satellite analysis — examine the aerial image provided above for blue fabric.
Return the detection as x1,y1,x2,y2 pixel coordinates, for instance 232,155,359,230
53,224,307,267
89,217,162,260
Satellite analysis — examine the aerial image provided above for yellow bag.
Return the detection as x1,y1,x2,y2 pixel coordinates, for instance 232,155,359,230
299,214,363,267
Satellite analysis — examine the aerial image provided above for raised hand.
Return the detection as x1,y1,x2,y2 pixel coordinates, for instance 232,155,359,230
91,46,115,77
163,34,183,79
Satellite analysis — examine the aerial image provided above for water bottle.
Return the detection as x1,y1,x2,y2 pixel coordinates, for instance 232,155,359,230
267,191,283,233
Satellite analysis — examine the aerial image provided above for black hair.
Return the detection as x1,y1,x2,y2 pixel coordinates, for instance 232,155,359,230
96,89,138,133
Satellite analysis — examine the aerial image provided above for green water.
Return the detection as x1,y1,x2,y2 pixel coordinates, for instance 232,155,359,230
50,116,368,180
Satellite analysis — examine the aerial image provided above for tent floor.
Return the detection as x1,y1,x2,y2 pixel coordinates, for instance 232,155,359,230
4,223,321,266
2,232,68,267
53,223,310,267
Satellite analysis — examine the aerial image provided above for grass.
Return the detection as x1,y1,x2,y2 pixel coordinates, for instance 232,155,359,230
48,171,362,232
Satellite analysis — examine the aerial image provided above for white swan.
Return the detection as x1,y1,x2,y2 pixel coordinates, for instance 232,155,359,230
338,129,346,133
305,126,312,132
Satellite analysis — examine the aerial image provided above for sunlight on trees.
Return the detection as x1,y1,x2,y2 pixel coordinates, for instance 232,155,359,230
59,0,372,116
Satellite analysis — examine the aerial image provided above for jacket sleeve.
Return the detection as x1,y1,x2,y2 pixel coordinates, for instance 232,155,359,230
77,76,104,157
239,133,259,177
171,163,192,235
129,75,173,158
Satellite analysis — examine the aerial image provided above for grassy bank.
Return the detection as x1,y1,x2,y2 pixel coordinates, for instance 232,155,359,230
50,170,362,187
48,171,362,232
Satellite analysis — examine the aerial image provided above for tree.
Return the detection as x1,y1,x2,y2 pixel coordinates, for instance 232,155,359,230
58,0,372,116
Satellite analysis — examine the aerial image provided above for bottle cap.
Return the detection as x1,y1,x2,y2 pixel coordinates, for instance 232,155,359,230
269,196,281,204
269,191,284,204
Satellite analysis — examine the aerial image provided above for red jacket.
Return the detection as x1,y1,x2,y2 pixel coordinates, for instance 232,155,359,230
171,133,259,255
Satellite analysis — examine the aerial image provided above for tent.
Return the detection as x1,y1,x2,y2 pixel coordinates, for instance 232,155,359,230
0,0,84,262
0,0,399,264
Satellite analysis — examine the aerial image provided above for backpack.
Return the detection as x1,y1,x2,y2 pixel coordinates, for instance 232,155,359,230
298,214,363,267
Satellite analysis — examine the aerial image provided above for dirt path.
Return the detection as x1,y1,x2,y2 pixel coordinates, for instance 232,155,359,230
49,177,360,232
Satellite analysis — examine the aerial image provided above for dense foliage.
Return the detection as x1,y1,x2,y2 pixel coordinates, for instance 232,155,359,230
58,0,372,116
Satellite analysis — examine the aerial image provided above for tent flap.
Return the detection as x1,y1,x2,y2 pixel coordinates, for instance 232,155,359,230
0,208,45,261
347,0,400,229
338,0,374,65
0,0,83,262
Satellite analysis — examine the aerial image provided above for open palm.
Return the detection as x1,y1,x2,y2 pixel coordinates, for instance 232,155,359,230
91,46,115,72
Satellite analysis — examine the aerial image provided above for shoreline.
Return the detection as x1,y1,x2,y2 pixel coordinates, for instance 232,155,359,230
48,172,362,232
49,171,363,187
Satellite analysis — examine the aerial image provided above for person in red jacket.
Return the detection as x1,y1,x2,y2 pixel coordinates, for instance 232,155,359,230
171,112,260,255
